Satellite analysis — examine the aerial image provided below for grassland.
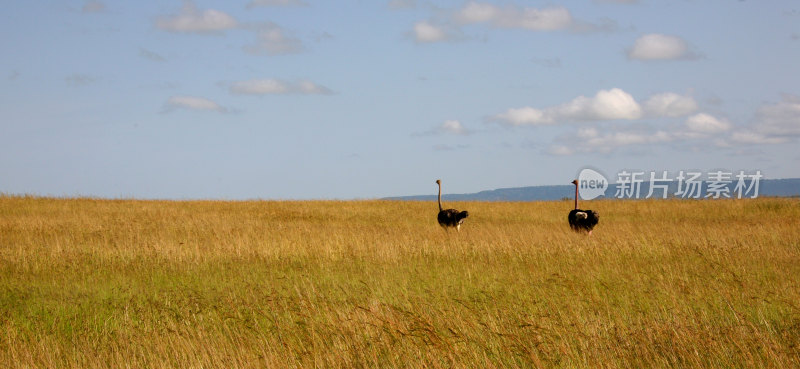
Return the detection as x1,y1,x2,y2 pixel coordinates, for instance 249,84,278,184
1,195,799,368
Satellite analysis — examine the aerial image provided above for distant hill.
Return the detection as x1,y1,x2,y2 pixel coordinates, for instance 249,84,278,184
384,178,800,202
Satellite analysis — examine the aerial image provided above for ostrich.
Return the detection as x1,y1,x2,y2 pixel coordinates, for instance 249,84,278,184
436,179,469,231
568,179,599,235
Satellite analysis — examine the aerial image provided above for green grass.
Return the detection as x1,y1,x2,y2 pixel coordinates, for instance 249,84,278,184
1,195,799,368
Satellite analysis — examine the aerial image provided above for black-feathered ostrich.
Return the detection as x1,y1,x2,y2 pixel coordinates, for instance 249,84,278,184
436,179,469,231
568,179,599,235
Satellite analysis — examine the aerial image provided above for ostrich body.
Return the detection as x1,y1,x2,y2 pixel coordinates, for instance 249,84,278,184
436,179,469,231
568,179,599,235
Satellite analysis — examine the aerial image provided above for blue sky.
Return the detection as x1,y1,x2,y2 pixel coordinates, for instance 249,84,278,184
1,0,799,199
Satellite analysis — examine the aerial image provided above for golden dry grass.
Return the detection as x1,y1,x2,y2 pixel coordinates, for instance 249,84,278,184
1,195,799,368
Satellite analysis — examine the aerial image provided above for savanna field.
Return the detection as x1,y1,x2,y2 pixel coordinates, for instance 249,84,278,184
1,195,799,368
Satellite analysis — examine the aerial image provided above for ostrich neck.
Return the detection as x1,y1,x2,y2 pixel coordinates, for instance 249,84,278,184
574,184,579,210
438,184,443,211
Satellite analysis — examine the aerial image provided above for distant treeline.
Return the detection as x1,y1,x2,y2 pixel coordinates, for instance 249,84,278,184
384,178,800,202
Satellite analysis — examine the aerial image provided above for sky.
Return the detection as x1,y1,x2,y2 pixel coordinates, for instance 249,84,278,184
1,0,799,200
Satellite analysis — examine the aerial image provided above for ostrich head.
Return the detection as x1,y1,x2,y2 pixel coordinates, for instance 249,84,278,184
571,179,578,186
435,179,441,185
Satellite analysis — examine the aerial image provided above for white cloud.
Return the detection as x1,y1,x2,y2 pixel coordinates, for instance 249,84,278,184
729,131,789,145
544,98,795,155
576,127,599,139
557,88,642,121
752,95,800,137
491,89,708,127
156,2,238,33
455,2,573,31
491,88,642,126
155,2,307,56
295,80,332,94
456,2,501,24
507,7,573,31
410,3,611,44
583,130,671,150
547,125,673,155
164,96,226,113
244,24,303,55
685,113,731,134
411,120,470,137
229,79,332,95
492,106,552,126
247,0,307,8
547,125,674,155
643,92,698,117
441,120,468,135
628,34,695,60
717,95,800,147
413,21,452,43
530,94,797,155
231,79,287,94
